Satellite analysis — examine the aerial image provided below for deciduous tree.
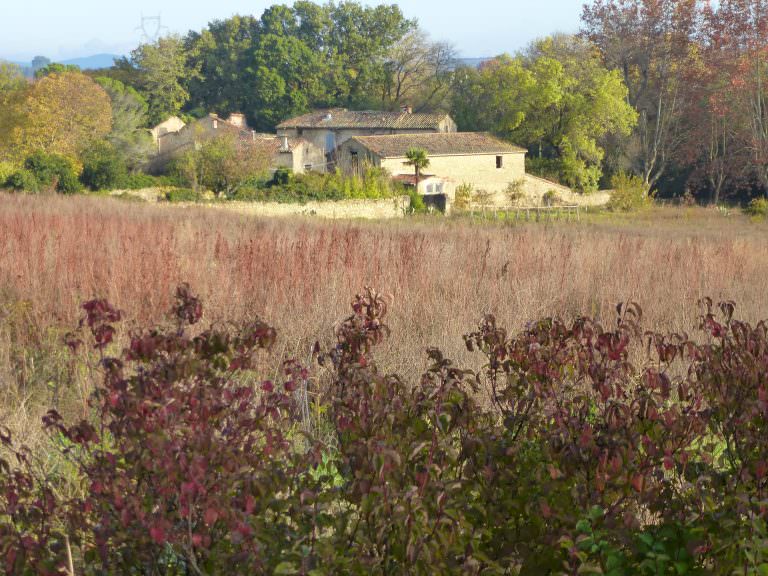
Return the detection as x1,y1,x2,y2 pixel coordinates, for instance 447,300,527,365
11,72,112,162
130,35,194,126
381,29,457,111
451,36,636,192
581,0,701,189
0,63,28,163
179,133,272,196
95,77,154,170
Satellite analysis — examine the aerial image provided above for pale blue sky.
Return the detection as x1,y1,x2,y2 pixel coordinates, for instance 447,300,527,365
0,0,583,62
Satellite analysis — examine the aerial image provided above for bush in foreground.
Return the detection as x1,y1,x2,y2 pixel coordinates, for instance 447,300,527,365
2,288,768,574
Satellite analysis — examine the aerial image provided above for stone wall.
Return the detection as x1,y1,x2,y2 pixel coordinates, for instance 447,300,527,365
194,197,410,220
521,174,611,207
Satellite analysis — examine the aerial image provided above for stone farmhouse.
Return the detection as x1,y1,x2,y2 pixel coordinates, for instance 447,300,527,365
149,116,186,151
149,113,325,174
339,132,526,203
338,131,603,210
276,108,456,169
148,108,606,210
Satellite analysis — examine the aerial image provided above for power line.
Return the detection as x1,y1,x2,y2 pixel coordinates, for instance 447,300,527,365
135,14,169,44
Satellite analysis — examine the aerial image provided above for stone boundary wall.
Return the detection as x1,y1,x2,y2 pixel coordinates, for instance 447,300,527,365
522,174,611,207
188,197,410,220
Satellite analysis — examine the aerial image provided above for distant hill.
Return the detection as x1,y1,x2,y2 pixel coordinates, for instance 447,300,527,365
60,53,120,70
1,53,120,76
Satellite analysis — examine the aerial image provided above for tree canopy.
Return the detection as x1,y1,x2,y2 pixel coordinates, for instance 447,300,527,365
180,2,420,130
5,72,112,163
451,35,637,192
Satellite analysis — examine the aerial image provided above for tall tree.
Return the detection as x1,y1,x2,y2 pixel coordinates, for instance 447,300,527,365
451,36,636,192
381,30,457,111
326,2,415,107
131,35,194,126
581,0,701,189
9,72,112,162
95,77,154,170
677,4,743,204
450,56,536,136
184,15,261,119
182,2,415,129
522,35,638,191
0,63,28,163
714,0,768,194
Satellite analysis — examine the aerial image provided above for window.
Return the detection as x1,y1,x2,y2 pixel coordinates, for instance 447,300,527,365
436,183,444,194
304,164,313,172
496,155,503,169
350,151,360,174
426,183,434,194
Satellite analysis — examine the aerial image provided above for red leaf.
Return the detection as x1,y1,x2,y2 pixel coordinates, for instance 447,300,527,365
204,507,219,525
149,524,166,544
245,494,255,514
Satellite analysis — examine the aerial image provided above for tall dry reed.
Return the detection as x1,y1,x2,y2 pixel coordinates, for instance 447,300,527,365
1,193,767,387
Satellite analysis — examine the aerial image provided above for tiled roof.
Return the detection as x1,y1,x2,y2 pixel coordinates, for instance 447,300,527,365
277,108,452,130
246,135,307,153
348,132,527,158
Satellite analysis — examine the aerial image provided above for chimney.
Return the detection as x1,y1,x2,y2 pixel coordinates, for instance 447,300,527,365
228,113,246,128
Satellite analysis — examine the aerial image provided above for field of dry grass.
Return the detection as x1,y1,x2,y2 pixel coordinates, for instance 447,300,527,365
2,192,768,443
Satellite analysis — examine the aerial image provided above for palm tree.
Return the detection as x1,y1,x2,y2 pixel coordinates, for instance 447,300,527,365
404,147,430,191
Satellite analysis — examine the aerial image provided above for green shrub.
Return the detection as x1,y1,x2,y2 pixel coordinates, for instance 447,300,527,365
452,183,473,212
7,169,39,192
229,186,266,202
237,169,403,204
406,188,426,214
0,161,16,187
745,197,768,218
607,171,652,212
23,152,82,194
270,168,292,186
165,188,203,203
80,144,127,191
542,189,561,206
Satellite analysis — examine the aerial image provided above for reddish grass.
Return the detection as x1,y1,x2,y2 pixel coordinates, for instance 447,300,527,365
1,193,768,387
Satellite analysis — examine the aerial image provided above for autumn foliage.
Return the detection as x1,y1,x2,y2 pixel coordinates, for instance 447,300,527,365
1,283,768,575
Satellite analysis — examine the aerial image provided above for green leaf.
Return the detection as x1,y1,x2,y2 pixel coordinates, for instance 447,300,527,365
274,562,298,575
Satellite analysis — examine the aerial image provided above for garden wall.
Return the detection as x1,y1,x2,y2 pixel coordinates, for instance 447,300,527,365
523,174,611,207
199,196,410,219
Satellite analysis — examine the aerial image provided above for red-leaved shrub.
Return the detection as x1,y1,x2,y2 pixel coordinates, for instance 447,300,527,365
2,287,768,574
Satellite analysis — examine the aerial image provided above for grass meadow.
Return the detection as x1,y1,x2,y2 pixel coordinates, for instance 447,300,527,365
1,192,768,443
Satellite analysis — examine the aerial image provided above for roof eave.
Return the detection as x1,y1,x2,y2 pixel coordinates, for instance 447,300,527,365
372,150,528,159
